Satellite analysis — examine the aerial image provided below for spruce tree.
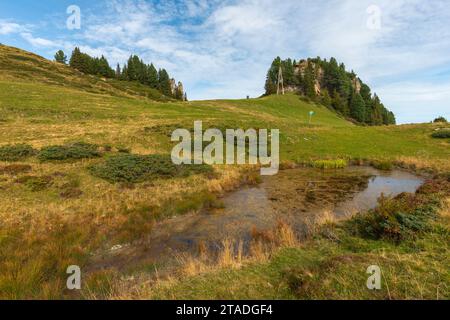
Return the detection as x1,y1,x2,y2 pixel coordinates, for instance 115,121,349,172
350,92,366,123
158,69,172,96
147,64,159,88
69,47,82,70
304,61,316,98
54,50,67,64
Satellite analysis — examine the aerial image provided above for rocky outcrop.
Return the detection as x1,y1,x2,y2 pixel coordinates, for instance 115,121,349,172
170,79,186,100
291,59,360,95
352,77,362,94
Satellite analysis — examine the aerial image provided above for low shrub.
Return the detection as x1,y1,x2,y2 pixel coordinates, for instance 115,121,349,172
89,154,212,183
433,116,447,123
0,144,36,162
348,193,440,243
311,159,348,169
38,142,100,161
431,129,450,139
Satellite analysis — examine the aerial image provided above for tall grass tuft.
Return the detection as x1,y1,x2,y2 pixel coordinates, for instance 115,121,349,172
311,159,348,169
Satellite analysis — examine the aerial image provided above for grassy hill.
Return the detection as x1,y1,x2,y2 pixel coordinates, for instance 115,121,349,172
0,44,169,101
0,44,449,299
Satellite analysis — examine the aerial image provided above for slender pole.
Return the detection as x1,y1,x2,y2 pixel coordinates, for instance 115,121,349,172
277,66,284,95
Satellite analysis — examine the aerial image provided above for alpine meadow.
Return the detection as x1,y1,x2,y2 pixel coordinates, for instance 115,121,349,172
0,0,449,305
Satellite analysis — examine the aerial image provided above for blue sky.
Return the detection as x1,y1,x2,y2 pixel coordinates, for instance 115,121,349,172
1,0,449,124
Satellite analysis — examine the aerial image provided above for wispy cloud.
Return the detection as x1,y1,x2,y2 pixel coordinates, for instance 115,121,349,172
0,20,28,35
0,0,449,123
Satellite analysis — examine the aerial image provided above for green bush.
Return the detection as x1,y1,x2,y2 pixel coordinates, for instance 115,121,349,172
349,194,440,243
431,129,450,139
0,144,36,162
38,142,100,161
433,116,447,123
89,154,212,183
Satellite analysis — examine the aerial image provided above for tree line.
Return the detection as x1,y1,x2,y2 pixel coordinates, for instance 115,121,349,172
264,57,396,125
54,49,186,100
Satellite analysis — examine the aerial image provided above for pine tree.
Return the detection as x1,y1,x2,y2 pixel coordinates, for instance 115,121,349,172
158,69,172,96
304,61,316,98
350,92,366,123
147,64,159,88
282,58,295,85
332,90,346,114
264,72,277,95
320,89,332,108
54,50,67,64
69,47,82,70
264,57,282,95
121,65,128,80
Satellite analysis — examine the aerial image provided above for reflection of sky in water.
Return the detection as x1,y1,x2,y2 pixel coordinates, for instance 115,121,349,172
334,172,424,217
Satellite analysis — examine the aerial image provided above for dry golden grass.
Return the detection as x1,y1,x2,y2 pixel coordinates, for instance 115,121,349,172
395,156,450,173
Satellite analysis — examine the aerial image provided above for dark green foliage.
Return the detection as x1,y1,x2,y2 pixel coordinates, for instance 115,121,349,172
264,56,281,95
431,129,450,139
69,47,115,78
304,62,316,98
147,64,159,89
264,56,396,126
68,48,184,99
119,55,181,99
158,69,172,97
54,50,67,64
349,191,441,243
433,116,447,123
38,142,100,161
89,154,213,183
350,92,366,123
0,144,36,162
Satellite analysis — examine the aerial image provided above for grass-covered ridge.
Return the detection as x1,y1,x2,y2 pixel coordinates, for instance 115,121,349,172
0,44,449,299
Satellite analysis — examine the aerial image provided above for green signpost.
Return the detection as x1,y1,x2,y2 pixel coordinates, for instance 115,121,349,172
309,111,315,124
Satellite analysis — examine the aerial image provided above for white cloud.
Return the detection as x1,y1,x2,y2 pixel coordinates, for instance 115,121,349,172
20,32,60,48
0,21,26,35
3,0,449,123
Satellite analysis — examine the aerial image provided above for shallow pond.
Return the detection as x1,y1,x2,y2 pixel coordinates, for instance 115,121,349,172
92,166,424,271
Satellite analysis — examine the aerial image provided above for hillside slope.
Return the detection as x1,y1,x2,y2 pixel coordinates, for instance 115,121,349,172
0,45,449,299
0,44,168,101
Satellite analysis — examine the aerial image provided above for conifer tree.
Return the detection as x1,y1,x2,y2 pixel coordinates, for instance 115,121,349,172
158,69,172,96
54,50,67,64
350,92,366,123
147,64,159,88
304,61,316,98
